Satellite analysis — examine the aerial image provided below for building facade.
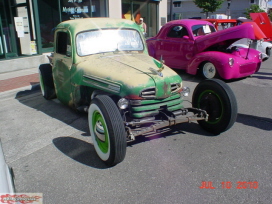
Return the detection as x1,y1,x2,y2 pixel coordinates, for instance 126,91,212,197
0,0,167,63
168,0,271,21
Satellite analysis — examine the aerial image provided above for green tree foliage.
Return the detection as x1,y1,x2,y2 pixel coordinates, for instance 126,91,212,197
193,0,224,18
244,4,265,19
268,12,272,21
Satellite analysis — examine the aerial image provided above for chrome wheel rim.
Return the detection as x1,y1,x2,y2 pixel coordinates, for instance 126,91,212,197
203,63,216,79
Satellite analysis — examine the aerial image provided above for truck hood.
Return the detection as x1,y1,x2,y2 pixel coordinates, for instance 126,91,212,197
78,53,182,99
195,23,256,52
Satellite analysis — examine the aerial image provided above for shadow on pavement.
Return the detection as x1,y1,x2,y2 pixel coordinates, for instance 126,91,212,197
128,123,215,146
251,75,272,80
256,71,272,76
15,85,89,135
15,85,105,168
53,137,109,169
237,113,272,131
15,82,41,98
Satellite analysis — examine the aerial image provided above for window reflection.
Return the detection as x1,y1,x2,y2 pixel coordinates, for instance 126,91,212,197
76,29,144,56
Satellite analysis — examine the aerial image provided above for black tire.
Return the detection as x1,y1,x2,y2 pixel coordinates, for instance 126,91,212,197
192,79,237,135
39,64,56,100
88,95,127,166
266,48,271,57
200,62,217,79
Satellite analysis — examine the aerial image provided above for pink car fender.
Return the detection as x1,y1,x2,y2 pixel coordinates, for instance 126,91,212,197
187,49,261,79
186,51,233,77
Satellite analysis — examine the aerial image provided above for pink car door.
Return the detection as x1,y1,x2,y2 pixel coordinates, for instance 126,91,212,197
157,25,194,69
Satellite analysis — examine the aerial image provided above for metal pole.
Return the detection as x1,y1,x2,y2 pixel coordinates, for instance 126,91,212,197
227,0,231,19
31,0,42,54
170,0,173,21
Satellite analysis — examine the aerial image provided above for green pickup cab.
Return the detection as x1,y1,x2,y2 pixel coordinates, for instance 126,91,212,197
39,18,237,166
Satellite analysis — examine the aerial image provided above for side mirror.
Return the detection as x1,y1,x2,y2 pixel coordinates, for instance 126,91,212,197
183,36,189,39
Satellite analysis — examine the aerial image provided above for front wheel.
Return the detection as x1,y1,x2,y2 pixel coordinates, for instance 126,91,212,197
88,95,127,166
200,62,217,79
192,79,237,135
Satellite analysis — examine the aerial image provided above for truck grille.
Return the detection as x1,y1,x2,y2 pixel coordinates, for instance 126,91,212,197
171,83,180,93
140,83,180,99
140,87,156,99
130,93,183,118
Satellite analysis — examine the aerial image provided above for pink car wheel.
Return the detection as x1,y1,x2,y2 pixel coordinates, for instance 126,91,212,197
201,62,217,79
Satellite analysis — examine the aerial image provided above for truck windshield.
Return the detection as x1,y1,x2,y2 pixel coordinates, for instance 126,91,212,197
76,29,144,56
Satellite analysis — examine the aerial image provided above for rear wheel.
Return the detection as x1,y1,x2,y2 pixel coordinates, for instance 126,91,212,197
88,95,127,166
201,62,217,79
39,64,56,100
192,79,237,135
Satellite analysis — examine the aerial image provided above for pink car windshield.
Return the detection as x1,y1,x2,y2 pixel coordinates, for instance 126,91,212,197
192,24,216,37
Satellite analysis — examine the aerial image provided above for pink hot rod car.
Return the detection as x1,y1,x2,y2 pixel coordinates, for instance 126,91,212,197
146,19,263,80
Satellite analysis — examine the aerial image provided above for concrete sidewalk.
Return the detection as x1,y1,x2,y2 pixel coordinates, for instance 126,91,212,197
0,68,39,94
0,53,51,96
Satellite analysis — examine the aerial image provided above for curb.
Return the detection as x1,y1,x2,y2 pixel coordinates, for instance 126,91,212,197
0,84,40,100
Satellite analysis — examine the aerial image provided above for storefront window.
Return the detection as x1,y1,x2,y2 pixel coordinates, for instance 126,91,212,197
0,0,16,57
61,0,108,21
122,0,158,37
37,0,108,52
149,2,158,37
37,0,60,50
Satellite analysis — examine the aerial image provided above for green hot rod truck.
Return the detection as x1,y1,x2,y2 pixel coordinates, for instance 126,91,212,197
39,18,237,166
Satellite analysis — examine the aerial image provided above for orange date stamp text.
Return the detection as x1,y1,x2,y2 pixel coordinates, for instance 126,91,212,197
199,181,258,189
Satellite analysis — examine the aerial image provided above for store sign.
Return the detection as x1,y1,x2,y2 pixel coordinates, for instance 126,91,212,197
62,0,90,20
31,41,37,54
14,17,24,37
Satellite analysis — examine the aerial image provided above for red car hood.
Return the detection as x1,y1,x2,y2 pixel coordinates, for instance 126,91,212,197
195,23,256,53
250,12,272,41
241,22,266,40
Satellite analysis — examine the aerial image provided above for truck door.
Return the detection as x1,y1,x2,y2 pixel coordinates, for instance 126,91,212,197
52,30,73,106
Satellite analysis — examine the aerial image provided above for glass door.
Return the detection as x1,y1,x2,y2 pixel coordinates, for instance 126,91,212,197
0,0,17,58
11,0,37,56
121,0,158,37
0,15,6,57
15,6,34,55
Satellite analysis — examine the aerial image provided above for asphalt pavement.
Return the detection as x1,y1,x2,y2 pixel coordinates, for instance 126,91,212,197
0,59,272,203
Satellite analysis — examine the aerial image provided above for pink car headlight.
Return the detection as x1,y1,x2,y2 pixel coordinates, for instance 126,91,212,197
229,58,234,66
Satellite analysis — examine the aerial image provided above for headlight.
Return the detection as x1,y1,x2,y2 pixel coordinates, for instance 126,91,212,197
229,58,234,66
181,86,190,97
117,98,129,109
